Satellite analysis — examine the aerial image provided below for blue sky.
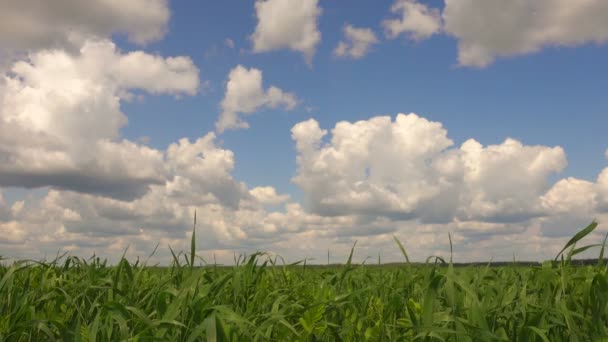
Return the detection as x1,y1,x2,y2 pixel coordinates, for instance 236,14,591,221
0,0,607,263
118,0,608,193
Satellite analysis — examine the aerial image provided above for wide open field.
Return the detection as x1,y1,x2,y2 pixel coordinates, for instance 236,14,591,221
1,223,607,341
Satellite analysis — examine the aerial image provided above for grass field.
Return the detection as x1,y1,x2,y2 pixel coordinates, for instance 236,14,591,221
1,221,607,341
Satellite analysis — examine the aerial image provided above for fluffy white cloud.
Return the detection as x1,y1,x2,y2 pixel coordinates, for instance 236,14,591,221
250,186,290,205
0,131,261,259
442,0,608,67
541,178,597,215
292,113,567,223
383,0,442,40
0,0,169,52
292,114,452,218
0,221,27,245
0,39,199,199
334,25,379,59
456,138,566,222
595,168,608,212
2,107,607,264
0,0,169,54
537,177,598,237
251,0,322,64
217,65,298,132
165,134,252,208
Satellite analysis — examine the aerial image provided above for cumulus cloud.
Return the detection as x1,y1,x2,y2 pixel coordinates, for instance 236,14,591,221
251,0,322,64
442,0,608,67
334,25,379,59
292,113,567,223
165,134,251,208
541,178,597,215
0,0,169,52
2,102,607,264
0,39,199,199
383,0,442,41
0,131,265,259
598,168,608,212
292,114,452,218
217,65,298,133
456,138,566,222
250,186,290,205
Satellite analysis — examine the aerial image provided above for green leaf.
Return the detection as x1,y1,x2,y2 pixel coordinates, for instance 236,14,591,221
599,232,608,266
191,210,197,269
392,235,410,264
528,326,551,342
554,221,598,262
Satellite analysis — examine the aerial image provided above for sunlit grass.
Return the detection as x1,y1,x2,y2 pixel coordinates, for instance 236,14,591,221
1,221,607,341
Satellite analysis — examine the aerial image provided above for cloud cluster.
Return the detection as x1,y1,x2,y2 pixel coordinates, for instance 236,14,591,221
334,25,379,59
250,186,290,205
443,0,608,67
251,0,322,64
0,130,297,261
217,65,298,132
379,0,608,67
292,113,567,224
0,0,169,52
383,0,442,41
2,0,608,265
0,39,199,199
2,111,607,264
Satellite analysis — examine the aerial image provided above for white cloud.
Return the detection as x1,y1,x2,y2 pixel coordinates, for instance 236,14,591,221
292,114,452,218
442,0,608,67
250,186,290,205
383,0,442,41
456,138,566,222
541,178,597,215
0,221,27,245
251,0,322,64
0,39,200,199
292,113,567,223
165,134,251,208
0,0,169,52
2,107,607,264
0,131,260,258
596,168,608,212
538,175,606,238
217,65,298,133
0,134,310,263
334,25,379,59
225,38,235,49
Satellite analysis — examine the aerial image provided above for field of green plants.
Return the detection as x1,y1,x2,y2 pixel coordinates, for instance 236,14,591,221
1,221,608,341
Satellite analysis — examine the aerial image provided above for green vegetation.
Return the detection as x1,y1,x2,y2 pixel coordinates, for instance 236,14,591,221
1,221,608,341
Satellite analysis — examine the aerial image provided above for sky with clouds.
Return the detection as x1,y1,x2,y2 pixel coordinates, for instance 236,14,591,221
1,0,607,264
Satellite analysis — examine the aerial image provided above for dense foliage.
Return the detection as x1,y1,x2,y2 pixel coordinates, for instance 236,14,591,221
1,222,607,341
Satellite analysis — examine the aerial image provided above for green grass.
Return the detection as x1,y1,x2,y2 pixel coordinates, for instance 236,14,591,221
1,221,608,341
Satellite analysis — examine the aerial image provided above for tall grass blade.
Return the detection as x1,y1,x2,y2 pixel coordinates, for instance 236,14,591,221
392,235,410,264
599,232,608,266
554,220,598,262
191,210,197,269
346,240,357,267
448,232,453,264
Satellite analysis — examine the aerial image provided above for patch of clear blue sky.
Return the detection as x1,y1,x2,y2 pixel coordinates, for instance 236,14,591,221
113,0,607,202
